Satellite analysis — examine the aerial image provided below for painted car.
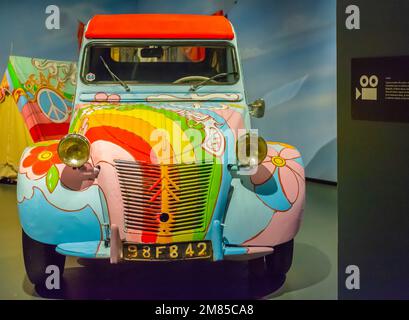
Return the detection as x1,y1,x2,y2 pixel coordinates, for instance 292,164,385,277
17,14,305,286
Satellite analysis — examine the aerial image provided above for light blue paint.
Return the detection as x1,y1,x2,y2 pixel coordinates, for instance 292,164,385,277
255,170,291,212
223,178,273,244
79,92,244,102
57,240,99,257
17,173,106,226
210,220,223,261
18,188,102,245
205,163,232,241
98,188,110,240
293,157,304,167
224,246,247,256
57,240,110,258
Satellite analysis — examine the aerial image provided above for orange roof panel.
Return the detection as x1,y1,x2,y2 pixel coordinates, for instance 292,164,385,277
85,14,234,40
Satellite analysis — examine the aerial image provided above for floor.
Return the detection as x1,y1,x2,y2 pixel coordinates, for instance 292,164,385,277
0,181,337,300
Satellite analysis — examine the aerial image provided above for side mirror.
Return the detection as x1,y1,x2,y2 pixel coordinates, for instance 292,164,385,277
248,98,265,118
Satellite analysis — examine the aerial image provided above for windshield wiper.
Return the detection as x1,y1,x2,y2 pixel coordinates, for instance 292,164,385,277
99,56,130,92
189,72,238,92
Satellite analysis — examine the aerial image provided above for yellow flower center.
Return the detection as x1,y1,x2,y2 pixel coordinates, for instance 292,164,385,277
38,151,53,161
272,156,286,167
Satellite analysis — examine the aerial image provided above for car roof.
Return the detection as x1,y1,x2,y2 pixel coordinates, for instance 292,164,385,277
85,14,234,40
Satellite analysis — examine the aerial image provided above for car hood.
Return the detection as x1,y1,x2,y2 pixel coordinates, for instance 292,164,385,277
70,101,248,165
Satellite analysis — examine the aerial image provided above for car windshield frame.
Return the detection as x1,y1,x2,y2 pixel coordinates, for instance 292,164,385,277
80,40,240,87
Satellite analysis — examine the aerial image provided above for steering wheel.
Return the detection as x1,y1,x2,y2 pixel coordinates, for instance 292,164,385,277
173,75,216,84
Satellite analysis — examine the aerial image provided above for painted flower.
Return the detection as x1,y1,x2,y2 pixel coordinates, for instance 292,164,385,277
251,143,305,204
22,143,61,177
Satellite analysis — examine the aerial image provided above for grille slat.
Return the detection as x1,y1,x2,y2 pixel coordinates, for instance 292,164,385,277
168,201,207,211
123,203,162,211
115,160,213,236
168,178,212,188
124,224,160,232
168,188,209,198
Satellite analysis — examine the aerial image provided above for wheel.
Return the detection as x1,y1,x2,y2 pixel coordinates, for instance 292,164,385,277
22,229,65,286
265,239,294,276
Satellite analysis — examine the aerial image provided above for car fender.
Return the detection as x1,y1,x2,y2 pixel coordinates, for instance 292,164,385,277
223,142,305,247
17,141,106,245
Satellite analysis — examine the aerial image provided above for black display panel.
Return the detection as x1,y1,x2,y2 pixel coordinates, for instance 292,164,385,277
352,56,409,122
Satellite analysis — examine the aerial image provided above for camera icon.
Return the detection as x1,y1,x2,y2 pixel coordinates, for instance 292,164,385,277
356,75,378,101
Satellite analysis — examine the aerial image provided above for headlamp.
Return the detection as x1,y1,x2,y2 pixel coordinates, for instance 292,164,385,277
57,133,90,168
236,132,267,167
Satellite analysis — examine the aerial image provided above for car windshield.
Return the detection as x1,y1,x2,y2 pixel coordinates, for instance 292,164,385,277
82,43,239,86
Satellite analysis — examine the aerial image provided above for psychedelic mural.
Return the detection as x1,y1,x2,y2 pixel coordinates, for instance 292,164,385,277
5,56,76,141
0,56,76,178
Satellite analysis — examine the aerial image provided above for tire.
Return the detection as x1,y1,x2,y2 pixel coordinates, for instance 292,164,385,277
22,229,66,286
248,256,266,278
265,239,294,276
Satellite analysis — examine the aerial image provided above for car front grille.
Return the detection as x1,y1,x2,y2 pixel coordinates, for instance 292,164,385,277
114,160,214,236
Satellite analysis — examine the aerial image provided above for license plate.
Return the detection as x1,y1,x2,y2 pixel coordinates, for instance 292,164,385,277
122,241,213,261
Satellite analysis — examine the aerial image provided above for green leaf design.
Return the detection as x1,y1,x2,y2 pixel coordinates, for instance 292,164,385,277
46,165,59,193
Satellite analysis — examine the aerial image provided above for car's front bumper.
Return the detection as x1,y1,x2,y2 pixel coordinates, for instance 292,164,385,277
55,222,274,262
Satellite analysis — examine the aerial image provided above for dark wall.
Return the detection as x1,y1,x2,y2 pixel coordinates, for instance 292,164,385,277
338,0,409,299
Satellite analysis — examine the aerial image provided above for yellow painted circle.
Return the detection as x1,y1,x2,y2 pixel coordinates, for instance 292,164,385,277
272,156,286,167
38,151,53,161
